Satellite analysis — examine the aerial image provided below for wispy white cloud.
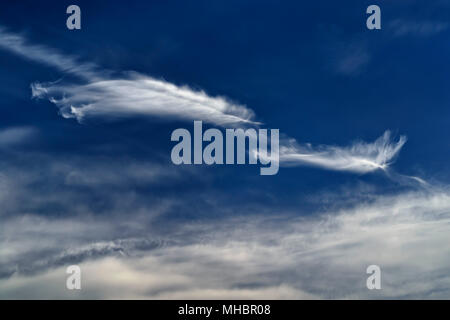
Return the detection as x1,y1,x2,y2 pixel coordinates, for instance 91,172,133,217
31,74,256,126
0,26,256,127
257,131,409,179
0,27,99,80
279,131,406,173
389,19,449,37
0,26,414,177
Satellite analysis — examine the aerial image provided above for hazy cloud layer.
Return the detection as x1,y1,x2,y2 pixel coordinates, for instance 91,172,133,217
1,187,450,299
0,151,194,219
0,127,37,148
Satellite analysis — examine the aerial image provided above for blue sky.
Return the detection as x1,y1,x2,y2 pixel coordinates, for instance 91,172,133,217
0,0,450,299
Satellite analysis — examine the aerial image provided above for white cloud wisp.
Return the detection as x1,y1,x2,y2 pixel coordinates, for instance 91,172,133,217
278,131,407,174
31,74,257,126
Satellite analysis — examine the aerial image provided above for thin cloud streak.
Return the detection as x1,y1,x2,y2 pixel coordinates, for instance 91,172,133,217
279,131,406,173
389,19,449,37
276,131,426,185
256,131,408,177
0,27,99,80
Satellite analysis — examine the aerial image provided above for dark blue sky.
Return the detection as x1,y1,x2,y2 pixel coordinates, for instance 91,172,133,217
0,0,449,213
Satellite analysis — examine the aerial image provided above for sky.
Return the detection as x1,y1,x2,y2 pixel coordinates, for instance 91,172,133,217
0,0,450,299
